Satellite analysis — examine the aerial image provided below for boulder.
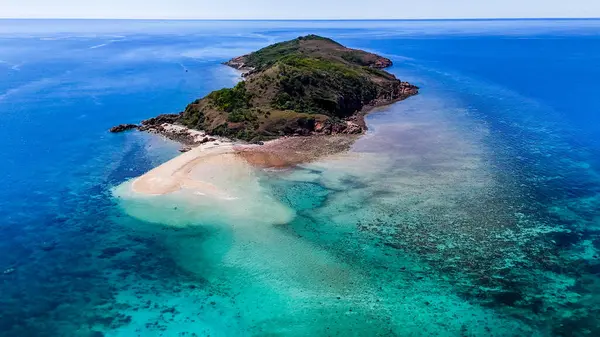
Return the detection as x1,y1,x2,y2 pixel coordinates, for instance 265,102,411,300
372,57,393,69
138,114,181,130
109,124,138,133
343,121,362,134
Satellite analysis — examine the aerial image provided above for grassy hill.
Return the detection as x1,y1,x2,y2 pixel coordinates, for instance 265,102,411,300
177,35,418,142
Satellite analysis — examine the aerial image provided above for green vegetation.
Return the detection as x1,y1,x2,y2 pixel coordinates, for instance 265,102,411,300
176,35,417,142
243,39,301,71
363,66,393,78
341,51,369,65
270,55,378,116
204,82,258,123
207,81,251,112
298,34,343,45
280,55,362,78
181,104,205,129
227,109,257,123
243,34,344,71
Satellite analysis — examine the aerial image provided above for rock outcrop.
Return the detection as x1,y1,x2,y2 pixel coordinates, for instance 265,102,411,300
109,124,138,133
137,114,181,131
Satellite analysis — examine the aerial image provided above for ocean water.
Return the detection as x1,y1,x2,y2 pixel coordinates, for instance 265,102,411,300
1,19,600,336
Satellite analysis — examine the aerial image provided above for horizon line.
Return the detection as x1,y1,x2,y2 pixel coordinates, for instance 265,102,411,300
1,17,599,21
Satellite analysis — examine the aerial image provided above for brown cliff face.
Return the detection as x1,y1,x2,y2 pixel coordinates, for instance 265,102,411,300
223,55,250,71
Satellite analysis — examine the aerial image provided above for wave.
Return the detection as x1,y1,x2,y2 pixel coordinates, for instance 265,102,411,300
89,43,108,49
0,77,55,102
0,60,22,71
89,39,126,49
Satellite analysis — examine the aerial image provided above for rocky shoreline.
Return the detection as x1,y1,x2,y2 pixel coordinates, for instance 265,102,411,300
108,83,415,148
109,80,418,143
110,114,220,152
110,83,418,155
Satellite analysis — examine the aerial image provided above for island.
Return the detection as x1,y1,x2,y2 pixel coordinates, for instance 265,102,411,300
112,36,418,211
112,35,417,154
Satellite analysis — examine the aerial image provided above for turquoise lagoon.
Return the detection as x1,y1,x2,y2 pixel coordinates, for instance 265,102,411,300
1,20,600,336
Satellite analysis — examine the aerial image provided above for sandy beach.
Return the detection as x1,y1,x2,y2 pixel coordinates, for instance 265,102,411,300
131,142,238,196
130,132,360,197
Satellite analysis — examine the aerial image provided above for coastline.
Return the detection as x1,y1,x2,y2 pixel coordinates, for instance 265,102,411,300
127,132,359,196
130,142,235,196
3,21,597,337
113,35,419,197
121,87,414,198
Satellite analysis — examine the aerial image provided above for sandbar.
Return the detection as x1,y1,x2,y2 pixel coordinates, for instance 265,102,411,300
131,134,359,197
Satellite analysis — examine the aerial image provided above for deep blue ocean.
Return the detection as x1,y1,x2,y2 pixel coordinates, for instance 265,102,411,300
1,19,600,336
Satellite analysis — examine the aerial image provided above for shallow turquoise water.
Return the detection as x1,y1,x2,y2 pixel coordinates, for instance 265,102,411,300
1,19,600,336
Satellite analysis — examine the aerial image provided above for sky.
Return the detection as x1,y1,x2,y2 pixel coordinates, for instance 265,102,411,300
1,0,599,19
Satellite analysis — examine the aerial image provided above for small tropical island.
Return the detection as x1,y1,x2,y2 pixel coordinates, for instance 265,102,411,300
111,35,419,195
111,35,420,198
112,35,418,153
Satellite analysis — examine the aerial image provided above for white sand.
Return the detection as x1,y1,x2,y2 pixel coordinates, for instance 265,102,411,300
131,143,237,197
115,140,295,227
